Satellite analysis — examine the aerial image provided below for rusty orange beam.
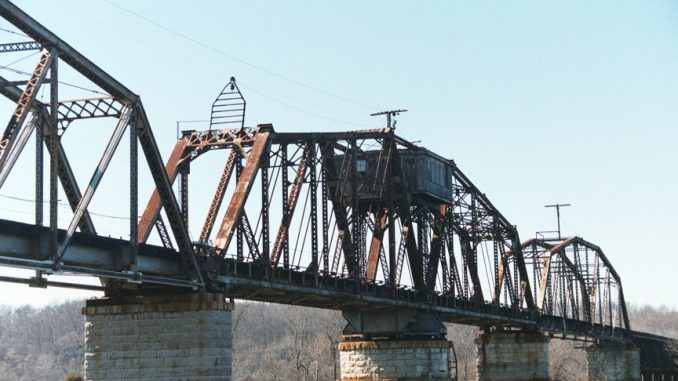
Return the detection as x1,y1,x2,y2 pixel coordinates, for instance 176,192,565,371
365,211,387,283
214,129,271,254
137,139,188,243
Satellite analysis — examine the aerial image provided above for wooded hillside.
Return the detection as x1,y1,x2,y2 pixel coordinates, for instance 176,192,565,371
0,299,674,380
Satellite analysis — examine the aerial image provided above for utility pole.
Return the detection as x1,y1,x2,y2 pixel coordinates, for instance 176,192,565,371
370,109,407,129
545,203,571,240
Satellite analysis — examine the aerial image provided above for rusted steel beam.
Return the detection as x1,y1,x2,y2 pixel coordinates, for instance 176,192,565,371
365,210,386,283
137,139,188,243
0,49,51,170
214,127,271,255
181,127,257,154
198,150,237,242
270,144,309,267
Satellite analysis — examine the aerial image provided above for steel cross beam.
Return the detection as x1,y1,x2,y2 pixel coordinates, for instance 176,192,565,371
0,40,40,52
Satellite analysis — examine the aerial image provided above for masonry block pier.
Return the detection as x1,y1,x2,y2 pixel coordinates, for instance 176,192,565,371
338,308,453,380
339,339,452,380
83,293,233,381
586,343,641,381
475,331,550,381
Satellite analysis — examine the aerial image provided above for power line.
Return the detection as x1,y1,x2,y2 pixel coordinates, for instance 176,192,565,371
0,193,130,220
53,0,375,127
0,26,28,37
238,81,379,128
102,0,376,110
0,62,108,96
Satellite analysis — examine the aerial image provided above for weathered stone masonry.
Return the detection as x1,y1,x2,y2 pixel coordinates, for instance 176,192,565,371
586,343,641,381
476,331,550,381
339,339,452,380
83,293,233,381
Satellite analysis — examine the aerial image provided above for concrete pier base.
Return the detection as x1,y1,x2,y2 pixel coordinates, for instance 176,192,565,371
338,339,453,380
83,292,233,381
586,343,640,381
475,331,550,381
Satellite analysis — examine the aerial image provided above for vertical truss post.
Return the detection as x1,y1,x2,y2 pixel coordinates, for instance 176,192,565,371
129,116,138,269
309,142,318,273
387,141,396,287
350,138,360,281
179,162,189,228
235,154,243,261
281,144,289,269
260,148,270,275
321,164,329,275
35,115,43,225
48,49,58,261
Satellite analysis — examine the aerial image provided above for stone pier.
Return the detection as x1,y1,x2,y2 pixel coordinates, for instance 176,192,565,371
83,292,233,381
338,339,452,380
586,343,640,381
338,308,453,380
475,331,550,381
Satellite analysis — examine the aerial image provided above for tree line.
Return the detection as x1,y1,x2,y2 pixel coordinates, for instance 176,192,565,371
0,299,674,380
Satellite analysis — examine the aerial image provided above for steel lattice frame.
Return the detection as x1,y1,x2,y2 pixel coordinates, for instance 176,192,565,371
1,3,677,373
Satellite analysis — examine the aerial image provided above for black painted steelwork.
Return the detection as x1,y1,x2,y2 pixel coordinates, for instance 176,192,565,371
0,0,675,375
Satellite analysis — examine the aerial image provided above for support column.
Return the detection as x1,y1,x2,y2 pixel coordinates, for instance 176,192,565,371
586,343,640,381
476,331,549,381
339,339,453,380
339,308,453,380
83,293,233,381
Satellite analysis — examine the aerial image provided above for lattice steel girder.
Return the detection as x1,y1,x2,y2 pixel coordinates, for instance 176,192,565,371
0,40,40,52
57,97,124,123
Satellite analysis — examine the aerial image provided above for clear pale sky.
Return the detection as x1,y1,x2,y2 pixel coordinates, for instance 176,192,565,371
0,1,676,308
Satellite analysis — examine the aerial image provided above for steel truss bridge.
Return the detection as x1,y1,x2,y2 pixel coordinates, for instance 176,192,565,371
0,0,674,378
